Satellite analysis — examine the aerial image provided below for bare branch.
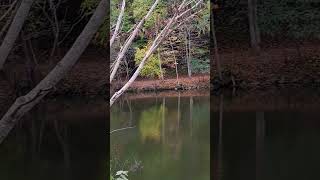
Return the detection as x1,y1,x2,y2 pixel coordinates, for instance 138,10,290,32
110,0,160,83
0,0,35,70
110,0,204,106
0,0,17,22
110,126,136,134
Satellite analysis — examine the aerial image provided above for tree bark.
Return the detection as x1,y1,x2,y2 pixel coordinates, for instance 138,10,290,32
211,13,222,80
110,0,160,83
0,0,35,70
110,0,203,106
253,0,260,45
48,0,61,64
185,28,192,78
0,0,108,144
248,0,260,54
110,0,125,47
156,14,164,80
170,38,180,85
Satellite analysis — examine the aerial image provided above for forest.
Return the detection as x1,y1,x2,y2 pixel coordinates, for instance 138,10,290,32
211,0,320,91
0,0,319,179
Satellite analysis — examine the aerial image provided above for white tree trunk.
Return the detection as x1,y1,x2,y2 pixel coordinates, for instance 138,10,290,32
185,28,192,78
156,14,164,80
0,0,108,143
110,0,203,106
110,14,178,106
110,0,125,47
110,0,160,83
0,0,35,70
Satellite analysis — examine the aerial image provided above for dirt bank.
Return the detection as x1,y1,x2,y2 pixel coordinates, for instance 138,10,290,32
112,75,210,93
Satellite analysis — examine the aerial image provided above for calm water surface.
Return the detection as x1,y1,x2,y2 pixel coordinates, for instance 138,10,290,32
0,97,107,180
213,90,320,180
111,94,210,180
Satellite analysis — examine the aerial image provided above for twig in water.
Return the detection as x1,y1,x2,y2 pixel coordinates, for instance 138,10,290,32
110,126,136,134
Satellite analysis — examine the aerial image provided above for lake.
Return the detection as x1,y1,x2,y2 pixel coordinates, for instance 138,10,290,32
212,89,320,180
110,92,210,180
1,89,319,180
0,97,108,180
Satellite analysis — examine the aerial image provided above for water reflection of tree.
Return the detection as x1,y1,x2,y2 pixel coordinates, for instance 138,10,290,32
214,94,224,180
111,95,210,179
256,111,265,180
0,102,72,179
139,104,167,143
214,94,267,180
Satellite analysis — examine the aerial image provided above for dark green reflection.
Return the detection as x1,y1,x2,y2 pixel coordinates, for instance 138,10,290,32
111,95,210,180
0,98,107,180
213,91,320,180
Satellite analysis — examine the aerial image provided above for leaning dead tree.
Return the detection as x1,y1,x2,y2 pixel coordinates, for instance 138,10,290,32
110,0,204,106
110,0,125,47
0,0,108,143
0,0,34,70
110,0,160,83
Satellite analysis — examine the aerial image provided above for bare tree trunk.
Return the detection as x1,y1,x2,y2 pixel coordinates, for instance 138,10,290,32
156,14,164,80
110,16,174,106
48,0,61,64
110,0,203,106
248,0,260,54
110,0,160,83
185,27,192,78
211,13,222,80
110,0,125,47
253,0,260,45
0,0,35,70
170,38,180,85
0,0,108,144
21,31,36,86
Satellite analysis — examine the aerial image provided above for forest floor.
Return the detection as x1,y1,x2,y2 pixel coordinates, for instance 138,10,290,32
212,41,320,90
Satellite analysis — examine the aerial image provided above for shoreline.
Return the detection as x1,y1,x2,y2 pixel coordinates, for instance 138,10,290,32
0,42,319,104
112,75,210,93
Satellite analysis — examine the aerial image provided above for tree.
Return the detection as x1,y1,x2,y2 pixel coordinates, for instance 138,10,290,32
248,0,260,54
0,0,35,70
110,0,205,106
185,27,192,78
259,0,320,40
110,0,160,83
110,0,125,47
211,11,222,80
0,0,108,143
